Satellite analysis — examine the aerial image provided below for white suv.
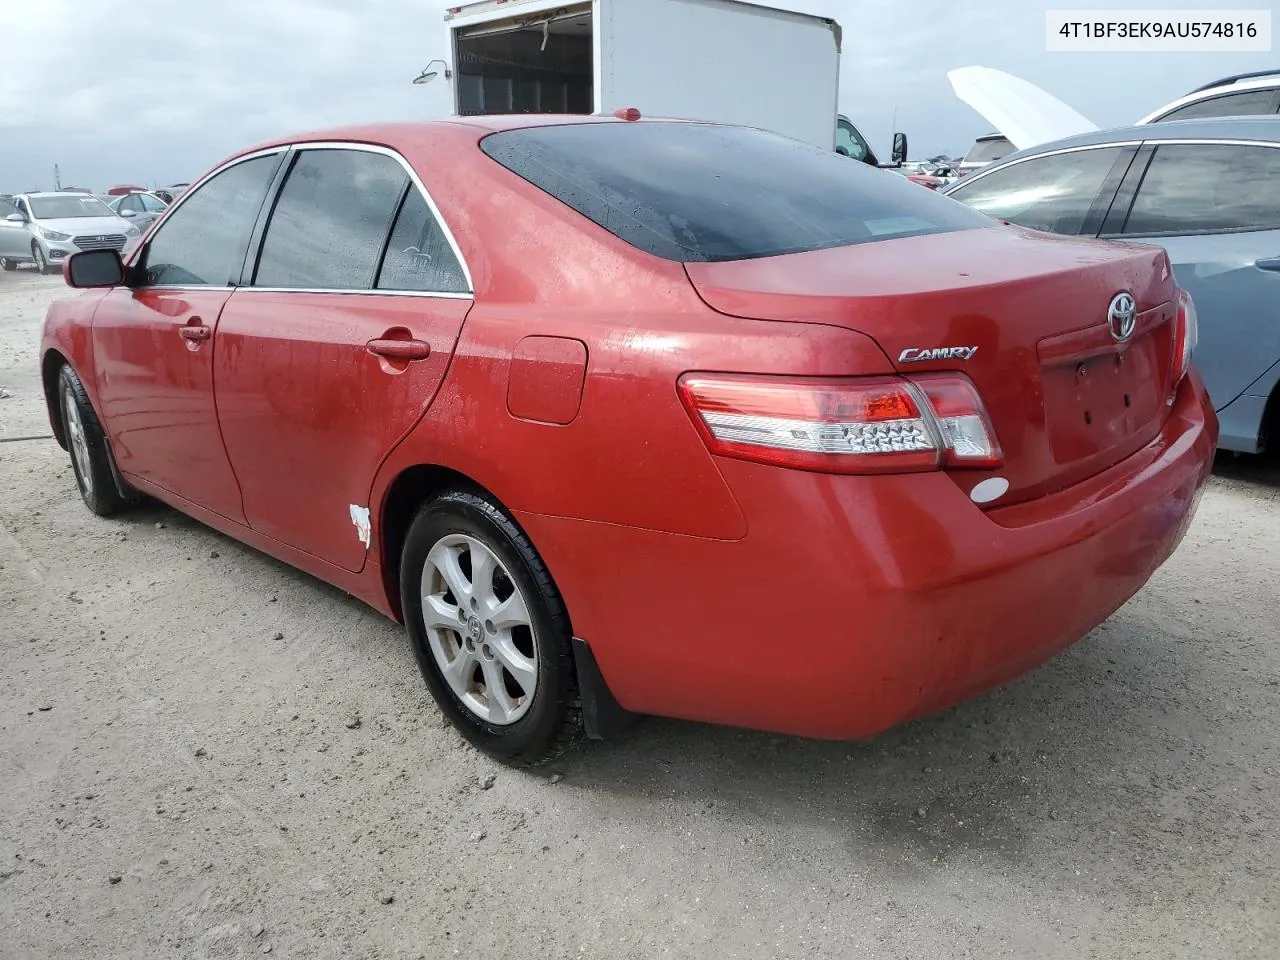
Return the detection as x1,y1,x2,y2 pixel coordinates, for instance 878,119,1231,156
1139,70,1280,124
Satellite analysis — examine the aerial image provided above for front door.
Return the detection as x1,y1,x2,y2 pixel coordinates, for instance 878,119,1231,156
214,146,472,571
1108,141,1280,410
90,151,284,520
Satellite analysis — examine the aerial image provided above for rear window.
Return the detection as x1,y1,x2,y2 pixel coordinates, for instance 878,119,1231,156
480,122,991,263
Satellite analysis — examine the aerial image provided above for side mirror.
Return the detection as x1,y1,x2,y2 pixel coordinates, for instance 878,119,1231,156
66,249,124,289
891,133,909,166
118,209,137,218
5,212,25,223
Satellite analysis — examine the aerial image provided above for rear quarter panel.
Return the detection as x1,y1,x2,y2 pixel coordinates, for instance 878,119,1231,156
368,124,895,541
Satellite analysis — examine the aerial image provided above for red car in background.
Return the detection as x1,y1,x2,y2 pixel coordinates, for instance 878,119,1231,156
40,117,1215,765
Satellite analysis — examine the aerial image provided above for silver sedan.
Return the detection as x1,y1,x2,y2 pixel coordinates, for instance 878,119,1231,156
0,193,141,274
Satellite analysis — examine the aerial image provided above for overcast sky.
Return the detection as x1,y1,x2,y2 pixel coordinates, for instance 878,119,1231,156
1,0,1273,190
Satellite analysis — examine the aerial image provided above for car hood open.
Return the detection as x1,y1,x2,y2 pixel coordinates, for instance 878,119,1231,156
948,66,1099,150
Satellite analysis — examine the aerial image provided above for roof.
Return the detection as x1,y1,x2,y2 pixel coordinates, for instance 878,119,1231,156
1187,69,1280,95
988,115,1280,165
223,114,695,166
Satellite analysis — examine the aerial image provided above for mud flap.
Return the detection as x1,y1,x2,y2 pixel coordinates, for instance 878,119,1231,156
571,637,638,740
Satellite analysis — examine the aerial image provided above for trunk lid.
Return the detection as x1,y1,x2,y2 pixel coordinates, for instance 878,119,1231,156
683,226,1179,505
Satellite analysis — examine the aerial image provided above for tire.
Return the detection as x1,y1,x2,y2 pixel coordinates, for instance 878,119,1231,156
401,490,582,766
31,243,51,275
0,257,15,272
57,365,135,517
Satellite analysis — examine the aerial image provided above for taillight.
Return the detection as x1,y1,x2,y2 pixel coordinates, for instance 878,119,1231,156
910,374,1004,469
677,373,1002,475
1172,288,1198,385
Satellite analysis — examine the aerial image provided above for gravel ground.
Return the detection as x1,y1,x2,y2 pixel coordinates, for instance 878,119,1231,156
1,267,1278,960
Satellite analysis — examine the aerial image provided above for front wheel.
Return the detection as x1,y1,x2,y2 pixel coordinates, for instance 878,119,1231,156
400,491,582,766
31,243,51,275
58,365,135,516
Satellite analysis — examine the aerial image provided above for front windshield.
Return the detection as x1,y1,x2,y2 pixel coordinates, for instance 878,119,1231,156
28,195,116,219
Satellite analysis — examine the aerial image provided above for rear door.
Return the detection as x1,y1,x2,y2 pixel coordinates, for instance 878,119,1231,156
1101,140,1280,410
214,144,472,572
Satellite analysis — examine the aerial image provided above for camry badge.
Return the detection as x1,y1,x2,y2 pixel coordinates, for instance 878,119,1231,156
899,346,979,363
1107,292,1137,342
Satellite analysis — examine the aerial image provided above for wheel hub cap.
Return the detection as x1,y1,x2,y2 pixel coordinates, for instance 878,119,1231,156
64,385,93,497
420,534,538,726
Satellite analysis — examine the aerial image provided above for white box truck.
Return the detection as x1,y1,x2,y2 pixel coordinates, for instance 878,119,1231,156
415,0,903,162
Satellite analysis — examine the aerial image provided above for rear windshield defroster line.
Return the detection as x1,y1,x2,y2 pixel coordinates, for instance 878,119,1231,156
480,122,992,263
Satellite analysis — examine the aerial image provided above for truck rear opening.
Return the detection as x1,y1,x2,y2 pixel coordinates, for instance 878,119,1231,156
451,3,593,116
442,0,843,150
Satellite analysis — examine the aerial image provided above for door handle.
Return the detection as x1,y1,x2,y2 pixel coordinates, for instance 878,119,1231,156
179,319,211,342
367,338,430,361
1256,257,1280,272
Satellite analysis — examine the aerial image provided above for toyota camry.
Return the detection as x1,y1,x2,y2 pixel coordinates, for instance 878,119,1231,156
40,115,1216,765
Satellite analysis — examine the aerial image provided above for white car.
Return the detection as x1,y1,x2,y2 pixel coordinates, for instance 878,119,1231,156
0,193,142,274
1139,70,1280,124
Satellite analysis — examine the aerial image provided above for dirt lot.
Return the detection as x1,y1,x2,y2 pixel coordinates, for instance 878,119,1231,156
1,267,1277,960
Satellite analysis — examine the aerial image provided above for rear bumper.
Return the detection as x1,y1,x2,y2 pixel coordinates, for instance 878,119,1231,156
517,372,1218,739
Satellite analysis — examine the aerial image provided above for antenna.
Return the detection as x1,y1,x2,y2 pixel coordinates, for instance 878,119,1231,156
54,164,62,191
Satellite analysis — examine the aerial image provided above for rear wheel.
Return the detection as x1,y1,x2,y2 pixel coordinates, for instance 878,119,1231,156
58,365,135,516
31,243,51,275
400,490,581,766
0,257,15,272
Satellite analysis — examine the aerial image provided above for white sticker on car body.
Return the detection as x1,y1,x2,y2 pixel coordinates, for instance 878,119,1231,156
349,504,371,548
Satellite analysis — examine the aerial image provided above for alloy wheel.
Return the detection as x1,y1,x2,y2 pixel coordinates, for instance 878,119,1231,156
420,534,538,725
63,383,94,497
32,245,47,273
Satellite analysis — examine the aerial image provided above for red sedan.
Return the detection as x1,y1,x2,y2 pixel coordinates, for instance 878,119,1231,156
41,116,1216,765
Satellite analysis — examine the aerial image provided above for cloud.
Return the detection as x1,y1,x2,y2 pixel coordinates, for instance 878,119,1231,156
1,0,1275,188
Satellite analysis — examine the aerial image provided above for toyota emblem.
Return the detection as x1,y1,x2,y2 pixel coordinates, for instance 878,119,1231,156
1107,292,1137,342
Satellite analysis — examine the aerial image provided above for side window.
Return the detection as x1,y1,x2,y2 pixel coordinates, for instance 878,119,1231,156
140,194,167,213
835,120,867,162
946,147,1126,234
1121,144,1280,236
254,149,408,290
122,195,143,213
376,189,469,293
141,154,280,287
1157,89,1278,122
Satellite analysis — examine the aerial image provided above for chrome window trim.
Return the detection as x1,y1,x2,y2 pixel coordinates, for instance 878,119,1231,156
945,138,1280,196
241,287,474,300
263,140,475,295
944,141,1142,195
1138,78,1280,124
134,285,471,300
127,285,235,293
133,141,475,297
